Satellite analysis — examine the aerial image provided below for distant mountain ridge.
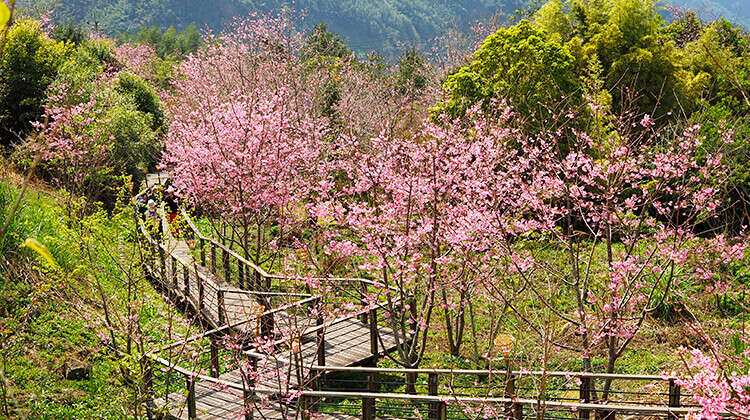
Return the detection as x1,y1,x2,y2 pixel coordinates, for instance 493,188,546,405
20,0,748,56
671,0,749,29
24,0,526,55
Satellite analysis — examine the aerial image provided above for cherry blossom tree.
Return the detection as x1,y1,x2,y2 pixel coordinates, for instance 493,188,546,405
463,96,741,400
163,13,331,272
114,42,158,80
32,73,159,207
311,106,508,389
676,331,750,419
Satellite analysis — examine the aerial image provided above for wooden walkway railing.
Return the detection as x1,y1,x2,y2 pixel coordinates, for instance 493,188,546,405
135,178,729,420
143,340,719,420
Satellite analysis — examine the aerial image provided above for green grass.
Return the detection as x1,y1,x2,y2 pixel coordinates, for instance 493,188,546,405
0,179,192,418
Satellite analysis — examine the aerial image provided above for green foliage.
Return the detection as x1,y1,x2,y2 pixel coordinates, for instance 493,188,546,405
534,0,573,42
318,79,341,121
17,28,165,204
691,102,750,232
436,0,750,126
394,47,429,97
435,20,579,122
0,19,68,147
104,99,160,184
114,71,166,133
49,22,89,45
302,23,352,61
117,23,202,59
663,10,702,47
0,180,190,417
39,0,526,56
595,0,690,116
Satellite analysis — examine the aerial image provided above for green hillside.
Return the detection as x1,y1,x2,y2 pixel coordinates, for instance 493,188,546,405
22,0,527,55
675,0,749,29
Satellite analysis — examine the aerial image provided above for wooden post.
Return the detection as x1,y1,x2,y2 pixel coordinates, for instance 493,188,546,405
369,308,378,356
199,238,206,265
171,257,178,293
579,376,591,420
359,292,368,324
210,244,216,274
243,385,254,420
668,379,681,420
210,338,220,378
198,269,205,312
183,265,190,298
428,373,446,420
362,374,376,420
238,264,245,289
261,311,273,338
310,366,320,413
218,289,225,326
224,252,231,285
359,282,369,324
504,365,522,420
186,376,197,420
261,293,274,338
316,315,325,367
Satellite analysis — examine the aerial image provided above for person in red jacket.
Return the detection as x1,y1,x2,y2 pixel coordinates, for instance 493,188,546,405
164,187,180,236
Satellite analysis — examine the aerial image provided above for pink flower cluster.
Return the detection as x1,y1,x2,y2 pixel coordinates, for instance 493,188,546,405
114,43,158,79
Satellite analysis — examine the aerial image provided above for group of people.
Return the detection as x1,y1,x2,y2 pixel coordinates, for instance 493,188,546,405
134,181,181,238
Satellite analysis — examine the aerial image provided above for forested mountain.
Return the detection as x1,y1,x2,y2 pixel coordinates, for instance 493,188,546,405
21,0,526,55
675,0,750,28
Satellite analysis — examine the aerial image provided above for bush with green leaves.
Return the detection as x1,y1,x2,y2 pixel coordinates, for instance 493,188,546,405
0,18,68,147
433,19,580,124
114,71,166,133
33,79,160,205
434,0,735,126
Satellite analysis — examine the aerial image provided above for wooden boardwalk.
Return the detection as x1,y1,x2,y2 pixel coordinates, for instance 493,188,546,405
140,176,401,419
162,238,264,329
153,233,399,418
160,383,359,420
157,381,362,420
139,175,713,420
158,236,399,366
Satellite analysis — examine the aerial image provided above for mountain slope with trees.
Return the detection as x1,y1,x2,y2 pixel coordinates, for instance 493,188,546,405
22,0,527,55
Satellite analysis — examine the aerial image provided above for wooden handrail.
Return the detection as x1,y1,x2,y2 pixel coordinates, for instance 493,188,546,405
146,355,713,418
221,289,312,298
297,390,707,416
147,295,322,356
180,208,401,294
180,208,272,279
305,365,674,381
239,348,676,382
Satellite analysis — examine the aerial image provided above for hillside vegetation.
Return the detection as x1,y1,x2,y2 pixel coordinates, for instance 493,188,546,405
23,0,526,55
1,0,749,418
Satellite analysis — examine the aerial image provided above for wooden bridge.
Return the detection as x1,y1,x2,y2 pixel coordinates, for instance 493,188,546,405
137,177,404,418
136,176,730,420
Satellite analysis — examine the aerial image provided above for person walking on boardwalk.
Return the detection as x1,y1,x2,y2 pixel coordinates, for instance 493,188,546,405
146,199,162,238
164,187,180,236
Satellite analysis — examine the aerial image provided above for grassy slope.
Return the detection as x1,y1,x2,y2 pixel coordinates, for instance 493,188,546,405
0,166,190,419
